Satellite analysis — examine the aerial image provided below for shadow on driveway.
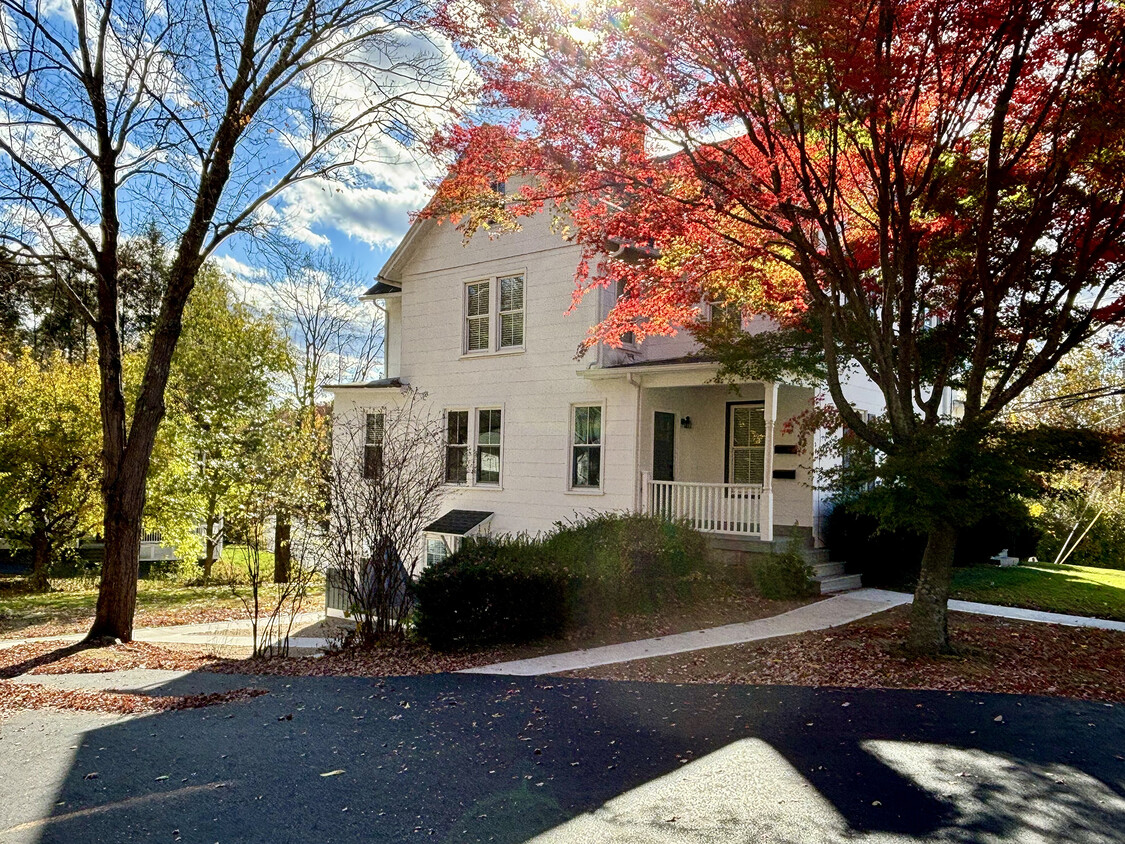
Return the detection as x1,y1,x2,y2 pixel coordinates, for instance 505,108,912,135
2,671,1124,843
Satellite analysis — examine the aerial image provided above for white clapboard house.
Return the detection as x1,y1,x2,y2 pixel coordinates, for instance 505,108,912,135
329,199,887,595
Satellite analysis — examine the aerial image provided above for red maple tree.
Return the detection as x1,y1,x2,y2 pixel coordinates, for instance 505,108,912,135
427,0,1125,652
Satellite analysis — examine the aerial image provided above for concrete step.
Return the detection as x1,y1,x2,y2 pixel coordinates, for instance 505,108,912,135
803,547,831,566
811,561,845,579
817,573,863,594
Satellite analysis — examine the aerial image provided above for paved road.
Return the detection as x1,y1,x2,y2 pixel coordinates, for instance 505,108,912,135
1,672,1123,843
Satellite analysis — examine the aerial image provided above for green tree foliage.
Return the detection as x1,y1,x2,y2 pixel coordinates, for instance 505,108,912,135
164,267,291,580
0,352,102,590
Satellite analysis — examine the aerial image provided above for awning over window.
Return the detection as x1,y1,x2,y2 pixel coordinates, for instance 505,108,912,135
423,510,493,536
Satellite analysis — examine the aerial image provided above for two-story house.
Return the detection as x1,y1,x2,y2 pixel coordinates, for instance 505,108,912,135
329,200,886,593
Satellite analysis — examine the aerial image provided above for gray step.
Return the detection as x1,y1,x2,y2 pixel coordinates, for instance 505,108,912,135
803,548,831,566
817,573,863,594
811,561,845,579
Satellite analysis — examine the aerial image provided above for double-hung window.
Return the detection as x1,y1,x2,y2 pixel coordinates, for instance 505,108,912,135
445,411,469,483
444,407,503,486
464,273,525,354
363,412,385,480
570,404,603,490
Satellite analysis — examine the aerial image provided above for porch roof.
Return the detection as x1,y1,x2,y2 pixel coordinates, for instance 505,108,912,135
578,356,720,380
324,377,408,391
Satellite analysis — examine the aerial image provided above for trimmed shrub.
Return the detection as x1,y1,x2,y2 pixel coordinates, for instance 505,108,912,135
412,537,569,650
412,514,716,650
750,550,819,600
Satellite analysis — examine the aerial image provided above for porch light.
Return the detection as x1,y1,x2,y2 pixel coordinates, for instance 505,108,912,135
680,416,692,429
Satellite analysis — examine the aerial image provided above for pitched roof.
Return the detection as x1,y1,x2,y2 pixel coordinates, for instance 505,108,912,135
423,510,494,536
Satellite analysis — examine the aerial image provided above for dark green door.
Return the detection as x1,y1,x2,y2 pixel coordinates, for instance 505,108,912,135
653,411,675,481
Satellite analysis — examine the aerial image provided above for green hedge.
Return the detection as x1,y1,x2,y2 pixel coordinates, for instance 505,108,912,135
413,514,716,650
749,551,818,600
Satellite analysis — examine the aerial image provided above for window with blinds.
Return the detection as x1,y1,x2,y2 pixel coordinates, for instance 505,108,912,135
728,404,765,485
499,274,524,349
465,280,490,352
464,273,525,354
363,412,385,480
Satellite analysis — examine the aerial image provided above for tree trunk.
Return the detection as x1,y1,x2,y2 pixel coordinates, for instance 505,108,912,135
87,477,145,642
203,501,219,582
906,520,959,655
274,515,290,584
28,530,51,593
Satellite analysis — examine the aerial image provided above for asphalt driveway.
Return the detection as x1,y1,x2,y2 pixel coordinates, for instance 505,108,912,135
1,672,1123,843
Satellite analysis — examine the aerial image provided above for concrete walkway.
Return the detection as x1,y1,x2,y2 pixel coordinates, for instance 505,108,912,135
0,611,326,651
463,587,1125,676
460,590,913,676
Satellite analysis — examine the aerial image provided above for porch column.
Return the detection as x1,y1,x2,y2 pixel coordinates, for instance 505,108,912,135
763,381,778,542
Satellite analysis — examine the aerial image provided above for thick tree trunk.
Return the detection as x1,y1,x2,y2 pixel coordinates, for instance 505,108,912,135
274,516,291,584
28,530,51,593
906,520,959,655
87,473,146,642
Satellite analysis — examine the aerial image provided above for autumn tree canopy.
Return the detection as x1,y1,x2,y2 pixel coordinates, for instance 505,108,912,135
429,0,1125,652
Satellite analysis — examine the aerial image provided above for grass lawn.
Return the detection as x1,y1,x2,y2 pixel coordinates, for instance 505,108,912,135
0,545,324,639
951,563,1125,622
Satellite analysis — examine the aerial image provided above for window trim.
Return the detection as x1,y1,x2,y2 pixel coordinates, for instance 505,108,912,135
461,269,527,356
442,404,505,489
424,532,460,567
567,401,605,493
443,407,471,486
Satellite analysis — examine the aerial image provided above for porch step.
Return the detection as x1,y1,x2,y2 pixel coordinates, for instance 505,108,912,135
816,573,863,594
811,561,845,579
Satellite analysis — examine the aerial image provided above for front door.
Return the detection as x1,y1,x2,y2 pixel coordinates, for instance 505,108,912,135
727,403,766,485
653,411,676,481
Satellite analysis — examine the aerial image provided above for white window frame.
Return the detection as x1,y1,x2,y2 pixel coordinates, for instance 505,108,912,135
424,532,460,567
462,270,526,356
567,402,605,493
443,407,472,485
443,405,505,489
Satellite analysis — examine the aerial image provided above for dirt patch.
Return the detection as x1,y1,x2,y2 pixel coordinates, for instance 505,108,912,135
567,606,1125,703
0,605,253,641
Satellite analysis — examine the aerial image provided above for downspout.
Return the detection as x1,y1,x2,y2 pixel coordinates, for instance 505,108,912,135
629,373,643,513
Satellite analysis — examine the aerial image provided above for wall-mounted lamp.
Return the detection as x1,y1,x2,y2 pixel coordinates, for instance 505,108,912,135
680,416,692,429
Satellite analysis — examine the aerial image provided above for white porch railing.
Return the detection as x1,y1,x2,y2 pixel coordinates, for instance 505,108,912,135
646,479,767,538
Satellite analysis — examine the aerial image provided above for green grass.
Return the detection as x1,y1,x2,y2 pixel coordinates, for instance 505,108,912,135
0,544,322,637
951,563,1125,622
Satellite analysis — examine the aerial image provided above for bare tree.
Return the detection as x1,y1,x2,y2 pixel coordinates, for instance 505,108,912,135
273,247,385,411
326,391,445,644
0,0,459,640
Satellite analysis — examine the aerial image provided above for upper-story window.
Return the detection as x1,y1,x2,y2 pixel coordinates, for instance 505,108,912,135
464,273,525,355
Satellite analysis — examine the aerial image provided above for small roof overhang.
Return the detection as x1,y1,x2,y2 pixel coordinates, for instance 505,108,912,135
360,280,402,301
325,377,408,391
423,510,494,536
